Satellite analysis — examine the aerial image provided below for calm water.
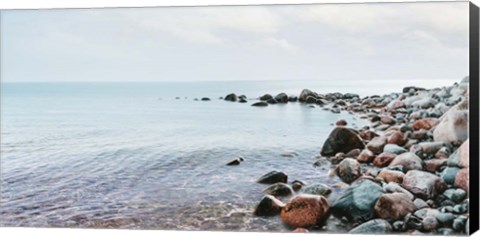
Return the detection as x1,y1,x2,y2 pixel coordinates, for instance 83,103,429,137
0,79,457,231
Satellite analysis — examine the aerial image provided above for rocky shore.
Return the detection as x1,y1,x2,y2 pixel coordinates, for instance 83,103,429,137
223,76,470,234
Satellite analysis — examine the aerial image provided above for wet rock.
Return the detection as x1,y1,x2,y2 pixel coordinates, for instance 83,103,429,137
387,131,407,146
299,89,316,102
226,158,242,166
412,118,440,130
224,93,237,102
259,94,273,101
331,179,383,223
366,136,388,154
388,152,423,172
376,169,404,183
336,119,347,126
201,97,211,101
440,167,460,184
280,194,330,228
238,98,247,103
251,101,268,107
335,158,362,184
433,98,469,145
402,170,447,200
263,183,294,197
266,98,278,104
257,171,288,184
374,193,416,220
373,152,397,167
305,96,317,104
357,149,376,163
320,127,365,156
302,183,332,197
292,180,305,191
383,144,408,155
349,219,392,234
454,168,469,193
424,158,447,172
253,195,285,216
275,93,289,103
452,217,466,231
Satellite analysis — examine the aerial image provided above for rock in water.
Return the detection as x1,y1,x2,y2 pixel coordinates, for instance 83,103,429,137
251,101,268,107
302,183,332,197
388,152,423,172
320,127,365,156
224,93,237,102
226,159,241,166
366,136,388,154
259,94,273,101
263,183,294,197
335,158,362,184
275,93,289,103
433,98,469,145
299,89,315,102
357,149,376,163
349,219,392,234
374,193,416,220
281,194,330,228
253,195,285,216
257,171,288,184
331,179,383,223
402,170,447,200
201,97,211,101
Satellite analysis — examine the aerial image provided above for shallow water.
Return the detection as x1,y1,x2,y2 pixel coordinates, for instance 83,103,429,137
0,79,457,230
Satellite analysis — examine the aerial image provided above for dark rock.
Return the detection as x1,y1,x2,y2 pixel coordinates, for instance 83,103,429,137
263,183,294,197
357,149,376,163
275,93,289,103
302,183,332,197
335,158,362,184
349,219,392,234
299,89,316,102
201,97,210,101
266,98,278,104
288,96,298,102
336,119,347,126
253,195,285,216
320,127,365,156
226,158,241,166
224,93,237,102
281,194,330,228
251,101,268,107
257,171,288,184
259,94,273,101
238,98,247,103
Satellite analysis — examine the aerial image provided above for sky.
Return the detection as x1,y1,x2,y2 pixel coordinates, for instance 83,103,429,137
0,2,470,82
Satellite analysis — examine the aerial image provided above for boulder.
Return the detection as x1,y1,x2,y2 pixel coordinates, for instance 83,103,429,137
320,127,365,156
259,94,273,101
376,169,405,183
281,194,330,228
299,89,316,102
373,152,397,167
263,183,294,197
345,148,361,158
366,136,388,154
288,96,298,102
257,171,288,184
305,96,317,104
331,179,384,222
201,97,211,101
224,93,237,102
253,195,286,216
433,98,469,145
349,219,392,234
388,152,423,172
357,149,376,163
402,170,447,200
266,98,278,104
335,158,362,184
454,168,469,193
275,93,289,103
251,101,268,107
374,193,416,220
302,183,332,197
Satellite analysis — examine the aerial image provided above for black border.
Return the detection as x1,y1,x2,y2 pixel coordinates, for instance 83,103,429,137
470,1,479,235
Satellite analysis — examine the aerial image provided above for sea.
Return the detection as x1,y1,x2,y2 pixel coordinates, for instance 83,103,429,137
0,79,458,231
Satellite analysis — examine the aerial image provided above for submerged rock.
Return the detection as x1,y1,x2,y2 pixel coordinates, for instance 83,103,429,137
253,195,285,216
251,101,268,107
259,94,273,101
224,93,237,102
366,136,388,154
263,183,294,197
201,97,211,101
281,194,330,228
257,171,288,184
320,127,365,156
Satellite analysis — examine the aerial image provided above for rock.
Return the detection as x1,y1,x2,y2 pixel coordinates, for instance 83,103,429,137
412,118,440,130
366,136,388,154
412,98,437,109
320,127,365,156
253,195,285,216
373,152,397,167
335,158,362,184
360,130,379,141
436,212,456,226
440,167,460,184
377,169,404,183
257,171,288,184
349,219,392,234
275,93,289,103
263,183,294,197
305,96,317,104
412,130,428,140
280,194,330,228
266,98,278,104
302,183,332,197
331,179,383,222
383,144,408,155
238,98,247,103
454,168,469,193
259,94,273,101
224,93,237,102
251,101,268,107
299,89,315,102
201,97,210,101
291,180,304,191
380,115,396,125
345,148,361,158
288,96,298,102
448,139,469,168
226,158,242,166
403,86,425,93
281,151,299,157
433,98,469,145
435,147,450,159
402,170,447,200
452,189,467,203
336,119,347,126
392,221,406,232
387,131,407,146
357,149,376,163
388,152,423,172
422,215,439,231
293,228,309,233
424,158,447,172
413,198,429,209
383,182,415,200
374,193,416,220
388,100,406,110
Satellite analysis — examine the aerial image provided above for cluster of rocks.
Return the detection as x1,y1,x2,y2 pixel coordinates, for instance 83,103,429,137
251,76,471,234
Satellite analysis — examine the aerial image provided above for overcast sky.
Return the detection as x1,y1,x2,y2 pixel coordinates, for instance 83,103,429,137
1,2,469,82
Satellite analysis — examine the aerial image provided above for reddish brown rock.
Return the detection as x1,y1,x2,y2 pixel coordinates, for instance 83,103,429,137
254,195,286,216
380,115,396,125
387,131,407,146
376,169,405,183
412,118,439,131
388,152,423,171
373,152,397,167
454,168,469,193
424,159,448,172
357,149,376,163
402,170,447,200
336,119,348,126
360,130,379,141
374,193,416,220
281,194,330,228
